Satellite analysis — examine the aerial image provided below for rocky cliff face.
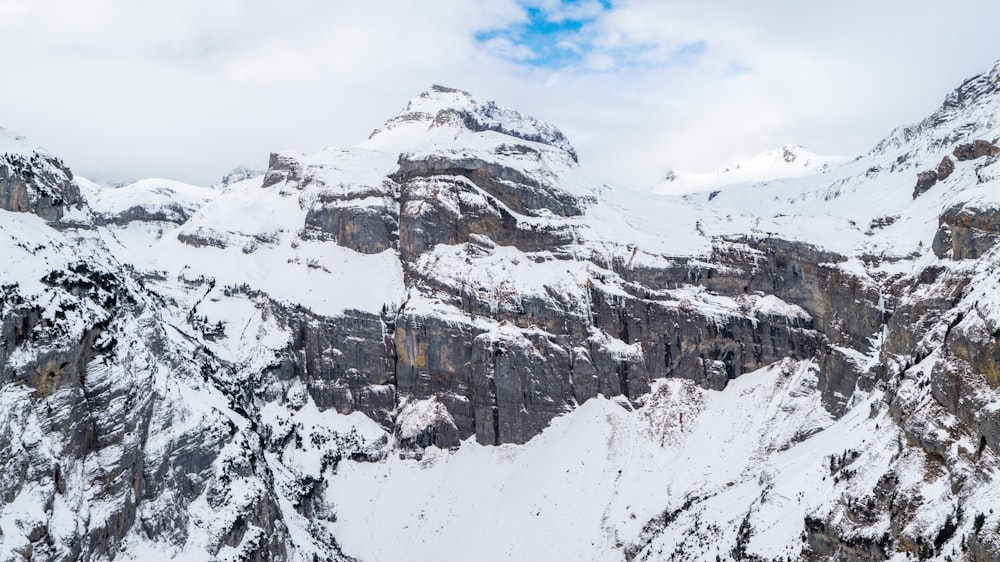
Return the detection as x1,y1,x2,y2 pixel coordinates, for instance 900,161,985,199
4,69,1000,562
0,131,81,222
0,138,291,561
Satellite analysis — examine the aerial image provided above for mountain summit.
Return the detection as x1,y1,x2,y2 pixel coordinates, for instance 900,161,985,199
365,84,579,162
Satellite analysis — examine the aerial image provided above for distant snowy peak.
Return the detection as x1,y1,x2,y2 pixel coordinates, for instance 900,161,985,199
365,85,578,162
654,144,842,195
84,178,218,227
713,144,838,177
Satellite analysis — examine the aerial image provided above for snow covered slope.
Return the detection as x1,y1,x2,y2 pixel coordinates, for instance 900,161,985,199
4,62,1000,562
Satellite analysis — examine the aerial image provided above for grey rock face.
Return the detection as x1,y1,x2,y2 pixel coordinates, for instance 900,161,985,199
91,202,197,226
0,152,81,221
395,174,575,262
0,258,291,560
913,169,938,198
218,166,264,188
715,237,885,353
245,138,889,451
937,155,956,180
394,153,585,218
262,152,305,188
268,306,397,428
586,281,823,392
933,202,1000,259
301,181,400,254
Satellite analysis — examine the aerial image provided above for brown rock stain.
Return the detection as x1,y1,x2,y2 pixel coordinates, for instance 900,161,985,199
35,359,63,397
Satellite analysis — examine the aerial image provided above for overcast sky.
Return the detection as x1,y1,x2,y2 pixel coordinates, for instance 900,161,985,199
3,0,1000,189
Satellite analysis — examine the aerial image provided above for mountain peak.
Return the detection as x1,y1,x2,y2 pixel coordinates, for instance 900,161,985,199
654,144,841,195
406,84,477,114
428,84,473,97
778,143,806,162
365,86,578,162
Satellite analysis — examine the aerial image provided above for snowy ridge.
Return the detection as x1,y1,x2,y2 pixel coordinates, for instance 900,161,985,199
871,60,1000,159
654,144,843,195
366,84,578,162
82,178,218,225
0,127,48,159
689,76,1000,262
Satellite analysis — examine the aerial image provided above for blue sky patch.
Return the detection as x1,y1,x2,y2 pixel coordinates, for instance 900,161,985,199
476,1,707,72
476,1,612,68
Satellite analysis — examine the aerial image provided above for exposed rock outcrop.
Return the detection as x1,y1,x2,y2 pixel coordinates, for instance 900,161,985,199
937,154,955,180
0,151,81,221
393,153,585,217
261,152,304,188
218,166,264,188
953,139,1000,161
301,181,399,254
932,202,1000,259
914,155,956,198
913,169,937,198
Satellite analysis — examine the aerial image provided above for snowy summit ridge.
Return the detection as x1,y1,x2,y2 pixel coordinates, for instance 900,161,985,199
367,84,579,162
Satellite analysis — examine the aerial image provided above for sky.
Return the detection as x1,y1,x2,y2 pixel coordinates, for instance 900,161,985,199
3,0,1000,189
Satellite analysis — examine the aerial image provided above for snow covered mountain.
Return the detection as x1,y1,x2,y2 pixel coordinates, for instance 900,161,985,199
653,144,843,196
3,67,1000,561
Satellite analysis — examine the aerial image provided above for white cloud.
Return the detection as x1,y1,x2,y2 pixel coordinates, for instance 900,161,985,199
1,0,1000,191
532,0,608,23
481,37,538,62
